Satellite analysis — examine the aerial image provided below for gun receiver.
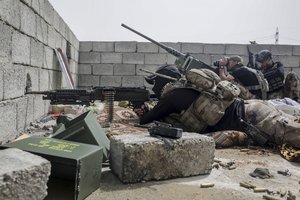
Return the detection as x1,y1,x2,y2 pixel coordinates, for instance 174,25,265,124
121,23,217,74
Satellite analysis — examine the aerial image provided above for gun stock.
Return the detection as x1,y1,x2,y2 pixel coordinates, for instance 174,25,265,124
121,23,217,74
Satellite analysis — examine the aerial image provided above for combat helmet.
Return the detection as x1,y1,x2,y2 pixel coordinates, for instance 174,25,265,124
255,50,272,63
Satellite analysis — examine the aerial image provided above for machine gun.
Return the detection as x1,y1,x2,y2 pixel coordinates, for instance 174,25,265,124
121,23,217,74
26,87,153,123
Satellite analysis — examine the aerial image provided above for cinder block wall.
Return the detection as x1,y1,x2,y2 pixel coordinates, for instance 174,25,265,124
0,0,79,143
78,42,300,89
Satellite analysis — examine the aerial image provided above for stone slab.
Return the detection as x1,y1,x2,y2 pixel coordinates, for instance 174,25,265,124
12,31,30,65
0,148,51,200
110,132,215,183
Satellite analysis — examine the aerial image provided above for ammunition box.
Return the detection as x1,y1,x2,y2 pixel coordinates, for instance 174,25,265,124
2,136,103,200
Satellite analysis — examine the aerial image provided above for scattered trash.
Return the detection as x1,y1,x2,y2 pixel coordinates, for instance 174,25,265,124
277,169,291,176
200,183,215,188
249,168,273,179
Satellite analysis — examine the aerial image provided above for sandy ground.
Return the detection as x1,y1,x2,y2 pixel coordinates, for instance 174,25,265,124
86,148,300,200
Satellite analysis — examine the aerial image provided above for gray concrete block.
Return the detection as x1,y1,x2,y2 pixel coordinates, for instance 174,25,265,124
293,46,300,56
270,45,293,55
0,102,17,143
167,54,177,65
278,56,300,68
12,31,30,65
0,148,51,200
110,133,215,183
182,43,204,53
115,42,137,52
43,46,54,69
74,49,79,62
137,42,159,53
78,74,99,87
39,69,49,91
25,66,40,91
122,76,144,87
100,76,121,87
0,0,21,29
191,54,212,65
54,32,63,48
53,10,60,32
145,54,167,65
123,53,144,64
78,64,92,75
93,64,114,75
204,44,225,54
225,44,248,55
92,42,114,52
20,3,36,37
136,65,160,75
30,39,44,68
101,53,122,64
247,45,271,54
0,22,12,64
38,0,45,19
13,96,31,131
59,19,66,39
159,42,181,53
43,0,54,24
31,0,40,14
114,64,135,75
3,65,26,100
36,16,48,44
34,95,46,119
47,25,56,49
79,52,101,64
0,69,3,100
79,42,92,52
21,0,32,6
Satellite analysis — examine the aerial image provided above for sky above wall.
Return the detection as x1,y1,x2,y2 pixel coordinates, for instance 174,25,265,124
48,0,300,45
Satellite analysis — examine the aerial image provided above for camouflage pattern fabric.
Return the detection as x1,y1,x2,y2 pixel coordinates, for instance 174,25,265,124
245,99,300,148
280,143,300,162
231,81,257,100
211,130,247,148
284,72,300,100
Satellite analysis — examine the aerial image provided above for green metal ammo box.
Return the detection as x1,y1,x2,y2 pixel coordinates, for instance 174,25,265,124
2,136,103,200
52,111,110,162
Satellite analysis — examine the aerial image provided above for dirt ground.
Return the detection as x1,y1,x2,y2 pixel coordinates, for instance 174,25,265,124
86,148,300,200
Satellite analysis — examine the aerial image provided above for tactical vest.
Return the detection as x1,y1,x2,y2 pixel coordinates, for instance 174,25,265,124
263,62,284,93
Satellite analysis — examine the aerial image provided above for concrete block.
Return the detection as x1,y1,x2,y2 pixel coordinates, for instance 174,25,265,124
20,3,36,37
0,22,12,64
30,39,44,68
93,64,114,75
43,0,54,24
25,66,40,91
69,60,78,74
0,102,17,143
100,76,121,87
53,11,60,32
270,45,293,55
278,56,300,68
13,96,30,131
78,75,99,87
123,53,144,64
3,65,26,100
136,65,160,75
43,46,54,69
110,133,215,183
204,44,225,54
145,54,167,65
59,19,66,39
0,69,3,101
114,64,135,75
167,54,177,65
191,54,212,65
292,46,300,56
12,31,30,65
159,42,181,53
39,69,49,91
247,45,271,54
122,76,144,87
31,0,40,14
38,0,45,19
182,43,203,53
92,42,114,52
78,64,92,75
34,95,46,119
54,32,63,48
225,44,248,55
79,42,92,52
79,52,101,64
74,49,79,62
21,0,32,6
101,53,122,64
36,16,48,44
0,0,21,29
47,25,56,49
0,148,51,200
137,42,159,53
115,42,137,52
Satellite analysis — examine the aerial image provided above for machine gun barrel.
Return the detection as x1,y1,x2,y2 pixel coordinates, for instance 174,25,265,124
139,69,178,81
121,23,184,58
